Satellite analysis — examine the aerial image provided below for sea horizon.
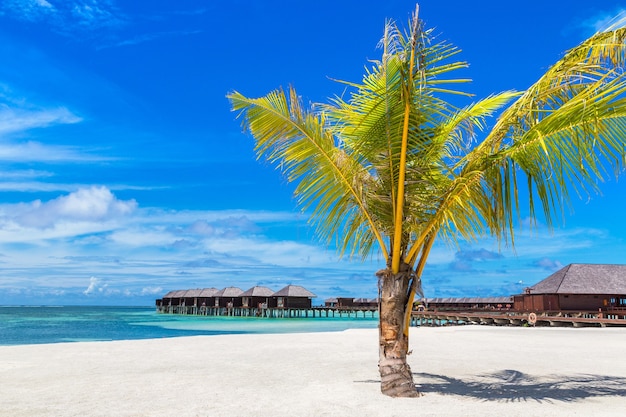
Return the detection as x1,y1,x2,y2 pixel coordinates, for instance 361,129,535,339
0,305,378,346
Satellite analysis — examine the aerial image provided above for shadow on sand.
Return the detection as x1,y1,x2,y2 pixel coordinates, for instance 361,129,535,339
413,369,626,402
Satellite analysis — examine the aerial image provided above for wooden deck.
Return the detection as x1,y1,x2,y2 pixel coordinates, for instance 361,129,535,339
156,305,378,319
157,305,626,327
411,310,626,327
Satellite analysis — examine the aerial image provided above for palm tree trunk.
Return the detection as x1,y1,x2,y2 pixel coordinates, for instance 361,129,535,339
377,265,419,397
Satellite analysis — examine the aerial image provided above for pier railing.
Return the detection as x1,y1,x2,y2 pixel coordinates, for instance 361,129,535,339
411,310,626,327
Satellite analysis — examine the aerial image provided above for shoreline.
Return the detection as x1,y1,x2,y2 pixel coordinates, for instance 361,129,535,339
2,326,626,416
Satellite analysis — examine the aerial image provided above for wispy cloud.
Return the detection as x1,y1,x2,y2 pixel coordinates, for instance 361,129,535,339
0,187,622,305
0,89,119,164
69,0,125,29
578,8,626,34
447,249,503,274
98,29,203,50
0,188,377,303
532,257,564,271
0,106,81,136
0,169,53,179
0,0,57,22
1,0,127,31
0,142,113,163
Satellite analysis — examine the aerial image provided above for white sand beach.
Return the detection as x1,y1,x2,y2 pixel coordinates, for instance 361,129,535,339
2,326,626,417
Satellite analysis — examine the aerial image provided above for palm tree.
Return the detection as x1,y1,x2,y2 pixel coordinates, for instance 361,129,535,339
228,5,626,397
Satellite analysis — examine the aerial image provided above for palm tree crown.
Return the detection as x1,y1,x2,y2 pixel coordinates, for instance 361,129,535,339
229,11,626,271
229,5,626,398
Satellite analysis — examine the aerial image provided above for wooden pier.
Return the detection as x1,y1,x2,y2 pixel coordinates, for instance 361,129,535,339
410,310,626,327
156,305,378,319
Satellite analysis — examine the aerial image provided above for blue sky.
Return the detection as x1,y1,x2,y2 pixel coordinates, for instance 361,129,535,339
0,0,625,306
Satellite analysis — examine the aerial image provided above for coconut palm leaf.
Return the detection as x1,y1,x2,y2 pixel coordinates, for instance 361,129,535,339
229,7,626,397
405,26,626,263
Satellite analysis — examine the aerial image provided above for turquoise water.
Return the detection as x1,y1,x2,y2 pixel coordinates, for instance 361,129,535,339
0,306,378,346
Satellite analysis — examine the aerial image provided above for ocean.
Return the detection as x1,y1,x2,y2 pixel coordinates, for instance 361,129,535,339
0,306,379,346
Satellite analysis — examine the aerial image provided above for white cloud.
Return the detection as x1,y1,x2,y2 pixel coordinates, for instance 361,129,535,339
140,286,163,296
0,106,81,136
0,141,111,163
83,276,99,294
1,194,623,305
11,186,137,229
0,0,57,22
533,258,564,271
1,0,126,31
98,29,203,50
580,8,626,33
598,10,626,32
70,0,124,29
0,169,53,179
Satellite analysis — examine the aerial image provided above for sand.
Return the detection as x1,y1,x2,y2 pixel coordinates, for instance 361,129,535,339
1,326,626,416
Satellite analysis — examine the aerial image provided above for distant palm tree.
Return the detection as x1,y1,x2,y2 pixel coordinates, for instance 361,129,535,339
228,5,626,397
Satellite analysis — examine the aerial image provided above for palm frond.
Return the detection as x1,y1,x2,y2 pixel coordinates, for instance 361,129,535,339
228,87,387,259
406,27,626,261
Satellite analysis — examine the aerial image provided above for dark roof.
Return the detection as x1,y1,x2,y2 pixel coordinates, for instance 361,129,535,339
240,286,275,297
528,263,626,295
273,285,316,298
215,286,243,297
199,288,219,297
164,290,189,298
183,288,203,297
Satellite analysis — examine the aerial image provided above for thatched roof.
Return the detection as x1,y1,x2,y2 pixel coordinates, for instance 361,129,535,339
164,290,188,299
274,285,316,298
240,286,275,297
215,286,243,297
199,287,219,297
183,288,203,297
162,290,179,298
528,263,626,295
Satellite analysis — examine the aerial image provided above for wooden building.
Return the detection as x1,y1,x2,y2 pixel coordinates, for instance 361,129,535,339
197,287,219,308
324,297,379,308
181,288,203,307
514,263,626,312
214,286,243,308
240,285,276,308
273,285,316,309
324,298,338,307
160,289,188,307
354,298,379,308
156,284,322,317
424,296,513,311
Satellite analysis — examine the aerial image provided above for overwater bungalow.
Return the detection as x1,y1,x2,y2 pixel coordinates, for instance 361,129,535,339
162,289,189,307
354,298,379,308
198,287,219,308
214,286,244,308
181,288,203,307
324,297,338,307
272,284,316,309
241,285,276,308
424,296,513,311
514,263,626,312
325,297,379,308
